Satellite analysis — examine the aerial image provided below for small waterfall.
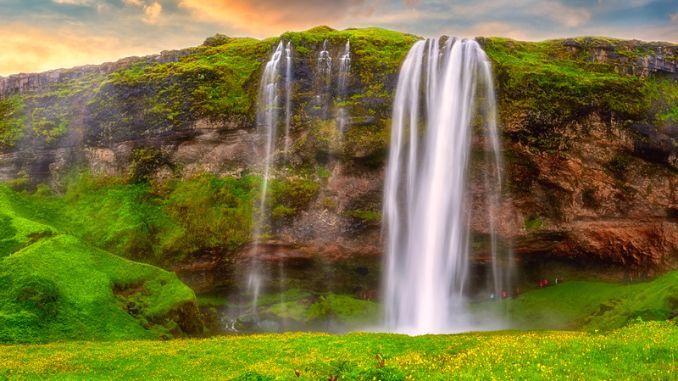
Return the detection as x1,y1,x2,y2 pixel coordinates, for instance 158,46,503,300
336,40,351,133
247,41,292,313
315,39,332,118
383,37,509,334
284,42,293,156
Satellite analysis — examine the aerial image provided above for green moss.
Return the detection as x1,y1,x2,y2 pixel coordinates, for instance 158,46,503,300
482,37,668,152
128,147,168,183
2,169,322,264
343,123,389,163
1,72,105,150
305,294,379,324
307,119,344,155
264,292,379,326
92,36,270,130
31,113,67,143
650,80,678,123
0,96,25,148
267,176,320,224
158,174,257,259
202,34,231,47
523,215,544,231
345,209,381,223
605,152,631,181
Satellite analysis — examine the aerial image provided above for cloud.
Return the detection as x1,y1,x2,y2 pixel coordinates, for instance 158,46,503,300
51,0,96,5
143,1,162,24
447,0,591,28
1,0,677,76
464,21,533,40
531,1,591,28
0,24,135,76
178,0,376,36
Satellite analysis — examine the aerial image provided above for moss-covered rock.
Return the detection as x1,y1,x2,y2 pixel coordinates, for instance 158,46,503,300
0,185,204,343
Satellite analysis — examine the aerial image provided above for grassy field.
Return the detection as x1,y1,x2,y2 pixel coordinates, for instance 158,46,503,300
0,321,675,380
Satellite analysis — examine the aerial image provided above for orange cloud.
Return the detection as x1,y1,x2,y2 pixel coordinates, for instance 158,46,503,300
0,24,151,76
178,0,375,37
143,2,163,24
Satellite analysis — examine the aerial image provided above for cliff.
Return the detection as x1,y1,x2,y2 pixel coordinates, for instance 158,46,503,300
0,27,677,294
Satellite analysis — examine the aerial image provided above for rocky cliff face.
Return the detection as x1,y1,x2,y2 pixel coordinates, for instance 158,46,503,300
0,28,676,293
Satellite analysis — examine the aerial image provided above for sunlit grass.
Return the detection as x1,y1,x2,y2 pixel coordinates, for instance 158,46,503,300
0,321,674,380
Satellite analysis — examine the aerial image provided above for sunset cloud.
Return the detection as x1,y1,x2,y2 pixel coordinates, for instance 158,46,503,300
0,24,131,75
51,0,96,5
177,0,376,36
0,0,676,76
142,1,162,24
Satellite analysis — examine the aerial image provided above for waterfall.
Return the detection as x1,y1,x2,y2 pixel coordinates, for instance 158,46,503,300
382,37,509,334
336,40,351,132
247,41,292,313
284,42,293,155
315,39,332,118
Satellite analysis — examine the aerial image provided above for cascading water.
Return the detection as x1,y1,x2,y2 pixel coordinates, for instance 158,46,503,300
383,37,509,334
247,41,295,313
336,40,351,132
247,41,284,311
284,42,293,155
315,39,332,118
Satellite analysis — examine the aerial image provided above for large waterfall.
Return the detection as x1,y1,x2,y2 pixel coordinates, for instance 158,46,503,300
383,37,508,334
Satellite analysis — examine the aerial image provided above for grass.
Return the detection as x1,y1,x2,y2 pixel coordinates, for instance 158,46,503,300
0,321,674,380
477,270,678,331
0,185,202,343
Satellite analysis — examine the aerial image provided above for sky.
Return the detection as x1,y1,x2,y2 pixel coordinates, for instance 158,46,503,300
1,0,677,76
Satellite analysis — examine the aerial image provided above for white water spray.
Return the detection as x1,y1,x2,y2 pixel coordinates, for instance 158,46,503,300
247,41,294,312
315,39,332,118
284,42,293,155
336,40,351,132
383,37,509,334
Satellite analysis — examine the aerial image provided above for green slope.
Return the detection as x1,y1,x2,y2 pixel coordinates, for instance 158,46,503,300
474,270,678,331
0,185,203,343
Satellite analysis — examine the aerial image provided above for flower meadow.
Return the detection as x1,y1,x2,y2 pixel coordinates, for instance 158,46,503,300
0,321,675,380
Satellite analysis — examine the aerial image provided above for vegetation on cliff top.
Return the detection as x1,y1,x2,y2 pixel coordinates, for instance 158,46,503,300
482,37,678,152
0,185,202,343
6,170,320,264
1,27,674,171
0,321,674,379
